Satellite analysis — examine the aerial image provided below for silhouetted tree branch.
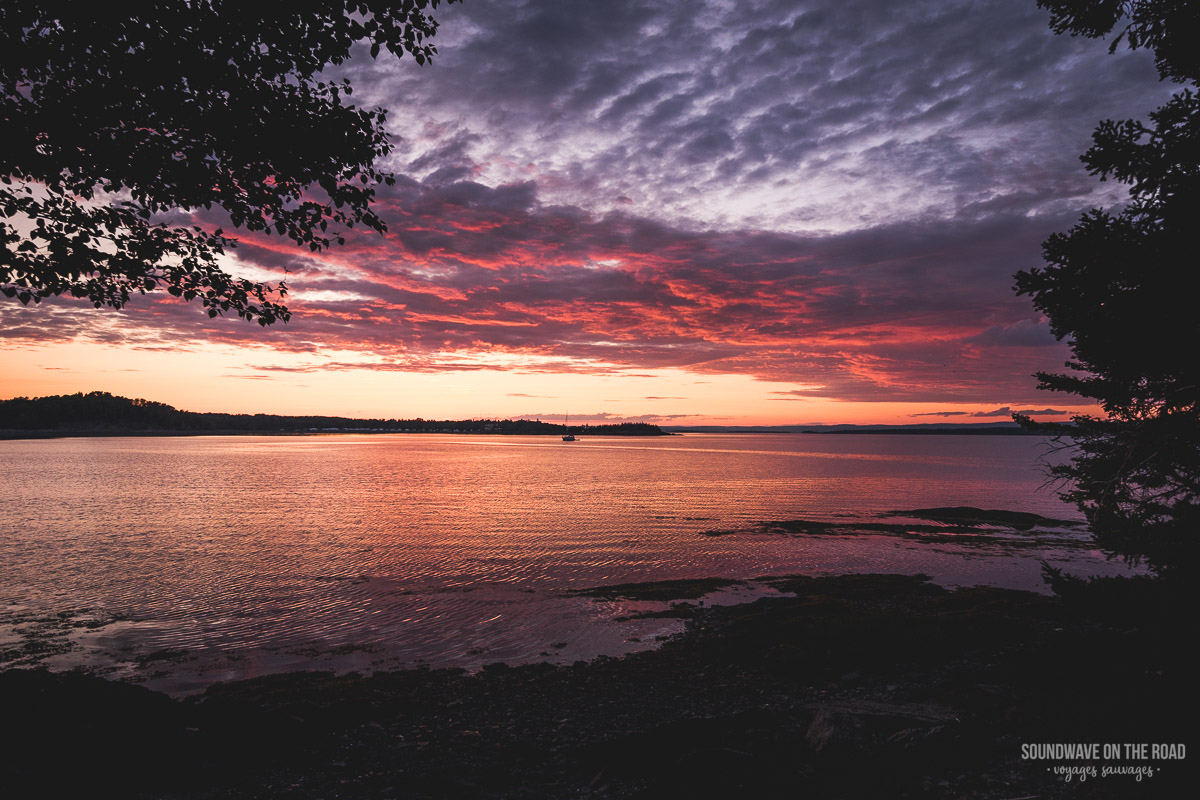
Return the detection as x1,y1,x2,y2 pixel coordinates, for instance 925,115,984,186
1,1,459,324
1016,1,1199,571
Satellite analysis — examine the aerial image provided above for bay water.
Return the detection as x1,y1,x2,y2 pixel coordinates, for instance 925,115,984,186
0,433,1132,693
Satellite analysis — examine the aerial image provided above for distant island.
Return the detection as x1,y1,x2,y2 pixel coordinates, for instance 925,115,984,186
664,422,1052,436
0,392,669,438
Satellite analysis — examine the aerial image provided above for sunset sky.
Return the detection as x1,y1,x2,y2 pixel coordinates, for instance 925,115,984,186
0,0,1172,425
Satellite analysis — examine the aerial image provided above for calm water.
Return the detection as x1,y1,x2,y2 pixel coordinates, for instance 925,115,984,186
0,433,1131,693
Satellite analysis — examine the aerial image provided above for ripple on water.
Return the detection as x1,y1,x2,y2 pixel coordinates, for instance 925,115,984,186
0,433,1139,693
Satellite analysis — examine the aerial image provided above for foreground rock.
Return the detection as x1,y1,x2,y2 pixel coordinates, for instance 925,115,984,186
2,574,1192,798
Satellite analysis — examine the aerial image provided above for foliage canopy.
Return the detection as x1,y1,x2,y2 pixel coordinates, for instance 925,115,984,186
1015,1,1199,570
1,1,458,324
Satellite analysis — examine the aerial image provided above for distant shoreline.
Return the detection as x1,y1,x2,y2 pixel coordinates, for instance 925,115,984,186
0,429,1056,441
802,427,1048,436
0,392,671,438
0,428,676,441
2,392,1066,439
1,427,1056,440
664,427,1053,436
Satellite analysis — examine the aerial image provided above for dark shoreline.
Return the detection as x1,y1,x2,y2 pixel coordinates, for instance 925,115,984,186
0,429,676,440
2,573,1191,799
0,392,673,438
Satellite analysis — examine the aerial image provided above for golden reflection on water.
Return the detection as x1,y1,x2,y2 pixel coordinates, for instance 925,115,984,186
0,433,1125,691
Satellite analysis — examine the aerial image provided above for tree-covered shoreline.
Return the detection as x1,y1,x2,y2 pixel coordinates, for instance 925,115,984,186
0,392,668,437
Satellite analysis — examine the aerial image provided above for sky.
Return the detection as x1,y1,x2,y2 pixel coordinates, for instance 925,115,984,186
0,0,1173,425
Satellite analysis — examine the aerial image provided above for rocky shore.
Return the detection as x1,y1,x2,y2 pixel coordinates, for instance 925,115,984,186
2,573,1192,799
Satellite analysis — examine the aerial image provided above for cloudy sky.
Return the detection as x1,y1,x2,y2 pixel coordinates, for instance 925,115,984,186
0,0,1171,424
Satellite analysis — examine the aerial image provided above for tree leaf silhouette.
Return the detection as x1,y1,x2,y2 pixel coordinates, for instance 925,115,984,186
1,1,460,325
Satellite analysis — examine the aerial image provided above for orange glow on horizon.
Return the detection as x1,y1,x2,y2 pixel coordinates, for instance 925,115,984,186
0,339,1095,426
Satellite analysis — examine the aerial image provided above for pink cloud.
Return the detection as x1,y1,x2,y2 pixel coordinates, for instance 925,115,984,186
0,176,1077,404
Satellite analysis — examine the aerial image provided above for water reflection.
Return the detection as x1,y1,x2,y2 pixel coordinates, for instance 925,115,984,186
0,433,1130,693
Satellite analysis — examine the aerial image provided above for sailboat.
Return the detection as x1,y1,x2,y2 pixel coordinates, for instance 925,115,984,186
562,411,576,441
